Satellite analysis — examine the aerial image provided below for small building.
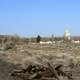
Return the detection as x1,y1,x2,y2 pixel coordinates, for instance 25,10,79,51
71,36,80,44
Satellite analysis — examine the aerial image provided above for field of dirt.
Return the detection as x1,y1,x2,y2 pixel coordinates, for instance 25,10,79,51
0,42,80,80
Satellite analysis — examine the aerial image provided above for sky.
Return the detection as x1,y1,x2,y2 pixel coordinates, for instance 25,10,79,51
0,0,80,37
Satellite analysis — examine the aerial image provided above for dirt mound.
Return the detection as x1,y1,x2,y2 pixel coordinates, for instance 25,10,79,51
10,62,72,80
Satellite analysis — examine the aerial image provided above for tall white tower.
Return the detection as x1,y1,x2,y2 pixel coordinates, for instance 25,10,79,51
64,29,71,40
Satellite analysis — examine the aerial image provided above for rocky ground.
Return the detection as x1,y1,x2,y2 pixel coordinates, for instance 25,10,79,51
0,42,80,80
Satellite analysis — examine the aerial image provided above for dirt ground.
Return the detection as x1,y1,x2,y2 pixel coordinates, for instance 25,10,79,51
0,43,80,80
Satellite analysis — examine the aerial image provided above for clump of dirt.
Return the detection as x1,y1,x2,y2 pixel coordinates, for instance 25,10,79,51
10,62,73,80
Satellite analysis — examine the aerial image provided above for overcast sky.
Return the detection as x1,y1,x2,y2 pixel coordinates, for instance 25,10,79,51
0,0,80,37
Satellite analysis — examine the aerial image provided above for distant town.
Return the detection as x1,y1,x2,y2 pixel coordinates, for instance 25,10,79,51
0,29,80,45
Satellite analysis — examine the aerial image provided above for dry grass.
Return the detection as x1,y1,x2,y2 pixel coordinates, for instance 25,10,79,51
0,42,80,80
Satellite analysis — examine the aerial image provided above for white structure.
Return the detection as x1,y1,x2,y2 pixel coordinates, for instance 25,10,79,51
64,29,71,40
71,40,80,44
40,41,52,44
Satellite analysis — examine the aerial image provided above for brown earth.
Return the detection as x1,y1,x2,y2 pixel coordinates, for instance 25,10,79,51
0,43,80,80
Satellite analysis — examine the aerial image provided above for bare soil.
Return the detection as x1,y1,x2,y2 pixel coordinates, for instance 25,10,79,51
0,43,80,80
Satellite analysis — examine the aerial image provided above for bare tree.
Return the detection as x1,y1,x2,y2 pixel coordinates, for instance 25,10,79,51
36,35,41,43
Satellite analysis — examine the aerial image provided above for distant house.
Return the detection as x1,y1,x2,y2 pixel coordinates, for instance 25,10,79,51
71,36,80,43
